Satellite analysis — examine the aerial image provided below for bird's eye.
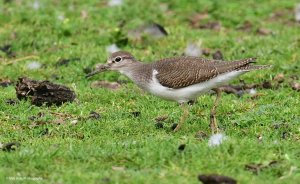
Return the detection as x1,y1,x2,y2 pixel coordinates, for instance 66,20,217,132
115,56,122,62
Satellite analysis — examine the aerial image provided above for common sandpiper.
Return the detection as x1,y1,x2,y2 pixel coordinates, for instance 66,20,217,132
87,51,270,133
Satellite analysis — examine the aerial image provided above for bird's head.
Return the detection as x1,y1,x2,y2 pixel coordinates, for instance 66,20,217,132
107,51,136,70
86,51,136,77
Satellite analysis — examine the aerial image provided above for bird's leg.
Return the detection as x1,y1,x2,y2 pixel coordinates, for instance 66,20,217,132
210,88,222,134
174,102,189,132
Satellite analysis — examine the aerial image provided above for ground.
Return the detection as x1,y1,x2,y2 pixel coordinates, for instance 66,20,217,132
0,0,300,183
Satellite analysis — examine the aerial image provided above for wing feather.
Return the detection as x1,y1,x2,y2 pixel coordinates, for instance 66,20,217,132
154,56,257,89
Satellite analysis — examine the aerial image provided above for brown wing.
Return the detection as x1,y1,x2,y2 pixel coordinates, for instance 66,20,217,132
153,56,256,89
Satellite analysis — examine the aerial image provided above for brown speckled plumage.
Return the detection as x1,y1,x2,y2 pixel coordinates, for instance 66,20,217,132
152,56,269,89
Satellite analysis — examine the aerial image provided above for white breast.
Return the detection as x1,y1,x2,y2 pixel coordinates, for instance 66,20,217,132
147,69,245,103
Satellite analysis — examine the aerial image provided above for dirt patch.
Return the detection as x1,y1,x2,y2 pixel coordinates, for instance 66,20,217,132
198,174,237,184
16,77,76,106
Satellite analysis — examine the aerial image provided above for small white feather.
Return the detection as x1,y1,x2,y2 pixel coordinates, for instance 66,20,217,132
27,61,41,70
208,133,227,147
106,44,120,54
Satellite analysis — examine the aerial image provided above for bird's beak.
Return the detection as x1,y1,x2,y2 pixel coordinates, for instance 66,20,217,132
86,63,111,78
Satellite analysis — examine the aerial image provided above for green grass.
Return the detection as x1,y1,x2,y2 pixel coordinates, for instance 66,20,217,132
1,0,300,183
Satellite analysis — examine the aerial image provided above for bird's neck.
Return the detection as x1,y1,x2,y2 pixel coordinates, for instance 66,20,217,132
118,62,153,89
118,61,142,77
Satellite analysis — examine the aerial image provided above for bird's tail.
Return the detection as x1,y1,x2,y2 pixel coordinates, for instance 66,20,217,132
239,64,272,71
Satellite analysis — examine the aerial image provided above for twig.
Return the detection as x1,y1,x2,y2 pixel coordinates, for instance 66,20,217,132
4,55,40,65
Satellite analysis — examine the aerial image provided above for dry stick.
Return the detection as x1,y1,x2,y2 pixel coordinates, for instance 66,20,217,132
4,55,40,65
210,88,222,134
174,103,189,132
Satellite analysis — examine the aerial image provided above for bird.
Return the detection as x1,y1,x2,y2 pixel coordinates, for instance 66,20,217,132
87,51,270,133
